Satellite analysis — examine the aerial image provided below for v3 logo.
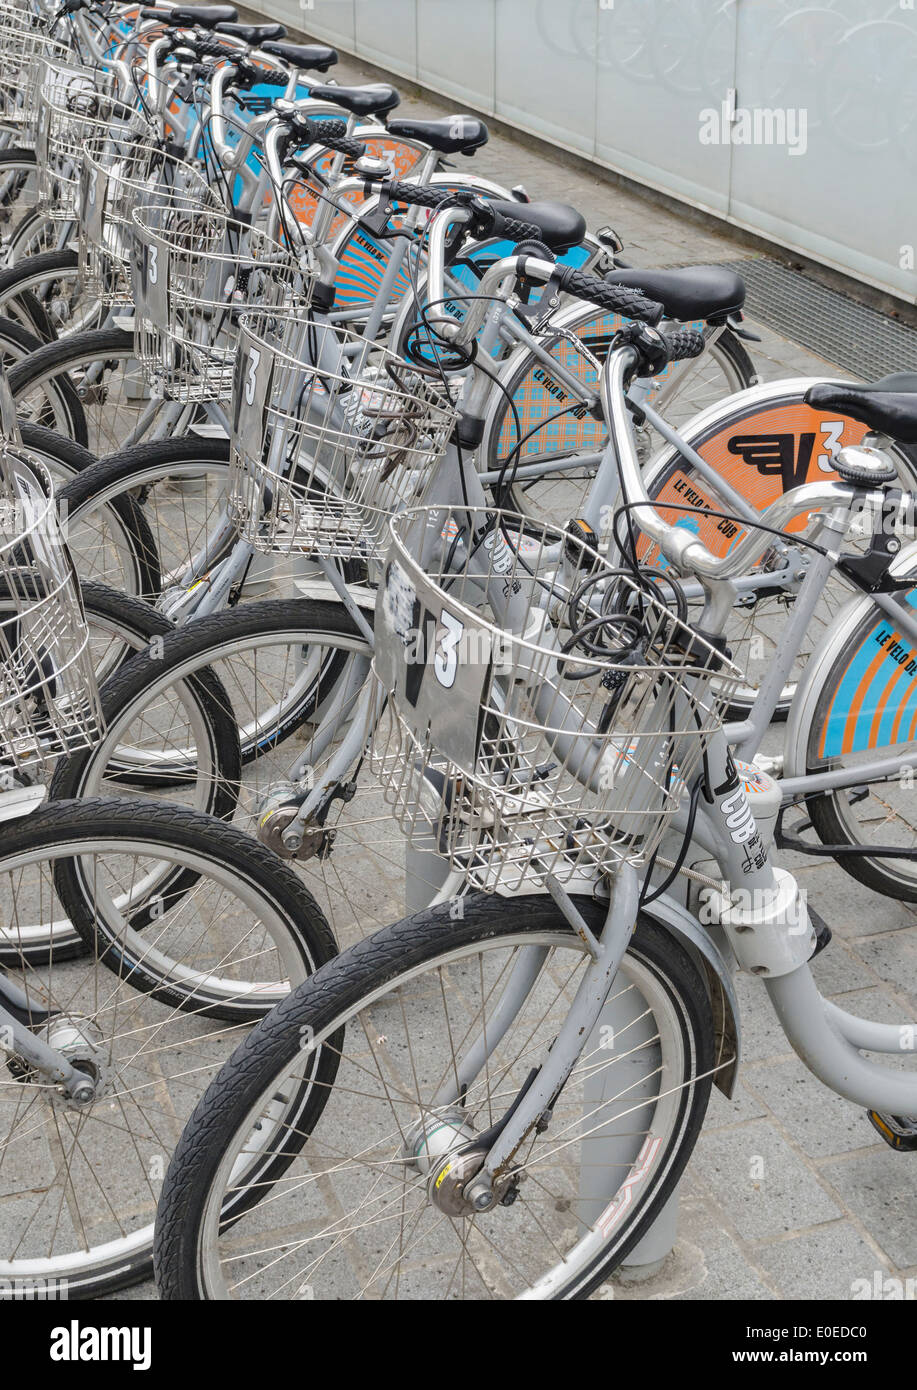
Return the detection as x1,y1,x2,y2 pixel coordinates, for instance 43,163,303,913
727,420,845,490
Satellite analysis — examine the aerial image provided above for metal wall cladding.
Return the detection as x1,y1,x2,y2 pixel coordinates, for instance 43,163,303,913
264,0,917,305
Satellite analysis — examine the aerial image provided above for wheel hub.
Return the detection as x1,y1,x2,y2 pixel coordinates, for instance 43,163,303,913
405,1110,520,1217
8,1014,111,1112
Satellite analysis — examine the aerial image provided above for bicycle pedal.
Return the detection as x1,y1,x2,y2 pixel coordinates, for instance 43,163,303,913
867,1110,917,1151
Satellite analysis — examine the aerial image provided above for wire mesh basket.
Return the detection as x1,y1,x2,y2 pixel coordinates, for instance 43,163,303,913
0,444,103,776
130,202,308,403
0,5,70,136
36,58,143,220
370,506,742,891
227,312,459,562
79,138,215,307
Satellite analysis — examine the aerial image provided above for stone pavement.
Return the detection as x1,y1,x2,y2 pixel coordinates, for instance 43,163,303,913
110,43,917,1303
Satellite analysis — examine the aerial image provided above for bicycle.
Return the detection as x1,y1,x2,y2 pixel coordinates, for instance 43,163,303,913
151,316,917,1300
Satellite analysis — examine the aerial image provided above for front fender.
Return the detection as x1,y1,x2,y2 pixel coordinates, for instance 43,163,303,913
641,891,741,1098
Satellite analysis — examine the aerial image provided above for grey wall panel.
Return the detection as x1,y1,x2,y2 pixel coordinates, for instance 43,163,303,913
288,0,355,49
594,0,736,216
416,0,495,111
729,1,917,301
495,0,597,155
353,0,417,77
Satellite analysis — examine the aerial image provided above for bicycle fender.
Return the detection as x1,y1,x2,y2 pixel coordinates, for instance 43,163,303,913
640,890,742,1098
0,785,47,823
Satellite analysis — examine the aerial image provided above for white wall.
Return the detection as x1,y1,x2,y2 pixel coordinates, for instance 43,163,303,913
260,0,917,304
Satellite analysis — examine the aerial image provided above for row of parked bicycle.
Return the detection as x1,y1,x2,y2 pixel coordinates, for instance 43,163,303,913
0,0,914,1302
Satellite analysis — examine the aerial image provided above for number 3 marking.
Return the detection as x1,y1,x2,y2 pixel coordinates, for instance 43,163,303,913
244,348,261,407
818,420,845,472
434,610,463,688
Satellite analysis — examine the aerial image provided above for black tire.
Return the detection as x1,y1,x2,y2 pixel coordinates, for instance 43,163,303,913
0,247,81,339
0,311,71,378
50,796,336,1021
0,577,206,967
9,419,160,597
49,598,360,801
4,205,72,266
47,619,243,975
0,794,338,1299
0,147,38,242
56,434,364,608
16,418,95,476
805,596,917,901
7,325,135,449
56,434,232,601
155,894,714,1301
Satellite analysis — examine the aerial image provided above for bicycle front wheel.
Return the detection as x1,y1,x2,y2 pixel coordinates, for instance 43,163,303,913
8,326,151,454
0,796,337,1298
48,599,416,952
155,894,714,1300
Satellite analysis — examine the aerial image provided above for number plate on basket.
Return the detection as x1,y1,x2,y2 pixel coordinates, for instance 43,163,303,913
130,236,169,329
231,329,274,459
77,158,105,244
375,556,488,768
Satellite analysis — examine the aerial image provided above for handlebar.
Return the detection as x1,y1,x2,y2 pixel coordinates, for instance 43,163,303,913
357,187,665,344
601,343,874,581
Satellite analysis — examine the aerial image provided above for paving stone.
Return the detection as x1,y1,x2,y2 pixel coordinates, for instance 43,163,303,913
801,870,917,941
691,1120,841,1242
732,973,799,1065
752,1222,891,1301
854,931,917,1015
707,1077,770,1128
743,1058,881,1160
819,1153,917,1271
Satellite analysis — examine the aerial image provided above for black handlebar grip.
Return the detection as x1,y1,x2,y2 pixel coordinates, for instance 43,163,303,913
252,69,288,88
194,33,236,58
481,204,544,244
377,181,453,209
661,327,706,362
554,266,664,325
295,117,364,159
298,116,348,142
497,215,546,243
